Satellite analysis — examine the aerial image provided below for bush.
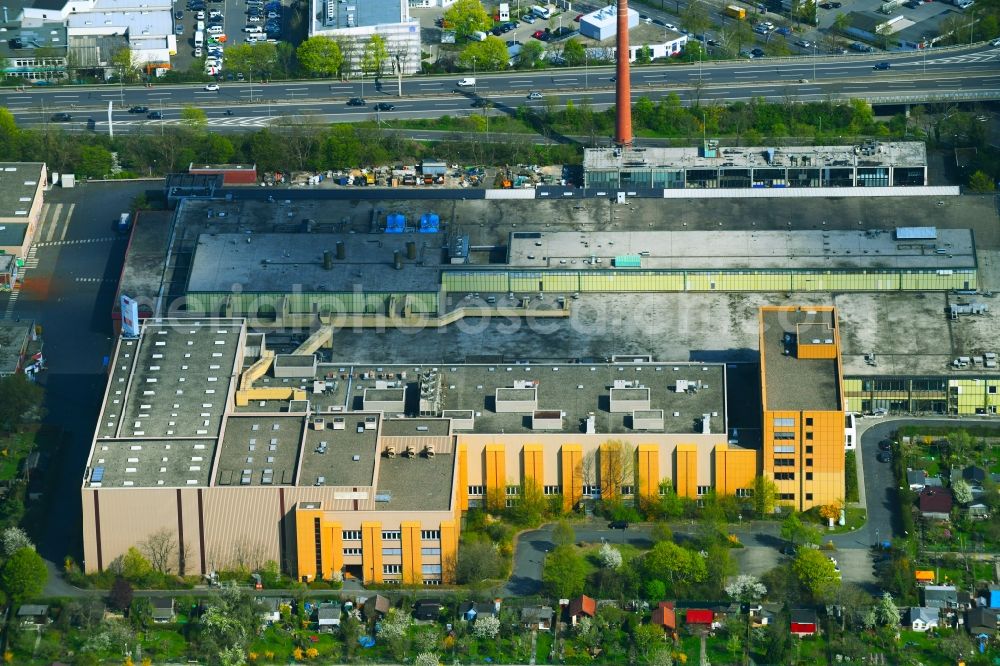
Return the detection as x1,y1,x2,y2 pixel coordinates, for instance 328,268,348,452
845,451,859,502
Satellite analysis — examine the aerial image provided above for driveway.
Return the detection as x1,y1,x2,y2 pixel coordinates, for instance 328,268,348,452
853,417,1000,550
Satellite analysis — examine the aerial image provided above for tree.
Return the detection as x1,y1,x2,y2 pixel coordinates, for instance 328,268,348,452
414,654,440,666
599,543,623,569
752,476,778,517
443,0,491,40
725,574,767,602
517,40,545,69
224,42,279,79
296,36,343,78
682,0,711,37
563,39,586,66
599,440,635,501
781,512,820,548
553,519,575,547
454,540,503,587
140,528,178,574
119,547,153,583
129,597,152,629
793,548,840,601
1,547,47,602
644,541,708,588
952,479,973,505
968,170,996,193
1,527,33,556
650,522,673,543
109,46,141,83
180,106,208,130
874,591,901,628
0,373,44,432
832,12,851,35
109,577,134,611
472,614,500,639
78,145,113,179
458,36,509,71
819,500,843,526
362,33,389,79
542,544,587,598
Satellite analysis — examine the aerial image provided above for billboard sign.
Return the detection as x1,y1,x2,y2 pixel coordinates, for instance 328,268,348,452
121,294,140,338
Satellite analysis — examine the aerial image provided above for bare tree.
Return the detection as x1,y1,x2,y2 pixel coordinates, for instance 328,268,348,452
141,528,178,574
599,440,636,501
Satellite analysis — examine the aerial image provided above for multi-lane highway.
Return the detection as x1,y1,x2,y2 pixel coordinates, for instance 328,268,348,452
4,42,998,133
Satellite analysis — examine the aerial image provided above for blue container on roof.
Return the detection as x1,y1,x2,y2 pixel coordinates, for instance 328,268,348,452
385,213,406,233
419,213,440,233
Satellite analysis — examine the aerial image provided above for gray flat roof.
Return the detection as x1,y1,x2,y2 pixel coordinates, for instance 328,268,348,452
89,320,243,487
375,453,453,511
762,309,841,412
186,233,444,293
298,414,379,488
215,415,304,487
116,210,172,316
342,363,726,435
87,438,216,488
0,23,66,59
0,322,32,374
583,142,927,170
505,229,975,271
0,163,43,242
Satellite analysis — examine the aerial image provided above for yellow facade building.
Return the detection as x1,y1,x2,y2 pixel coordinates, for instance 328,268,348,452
760,306,846,511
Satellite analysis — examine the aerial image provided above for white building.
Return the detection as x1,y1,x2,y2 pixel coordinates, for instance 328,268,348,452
580,5,638,41
22,0,175,66
310,0,420,75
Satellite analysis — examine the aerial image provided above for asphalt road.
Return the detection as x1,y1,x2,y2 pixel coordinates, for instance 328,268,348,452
4,42,998,133
855,417,1000,548
0,182,143,593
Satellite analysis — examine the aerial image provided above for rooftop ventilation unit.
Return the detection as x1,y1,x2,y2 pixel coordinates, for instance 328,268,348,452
404,446,416,458
384,446,396,458
425,445,435,458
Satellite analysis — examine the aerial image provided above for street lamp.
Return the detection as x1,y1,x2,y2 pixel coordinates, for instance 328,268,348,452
813,42,817,81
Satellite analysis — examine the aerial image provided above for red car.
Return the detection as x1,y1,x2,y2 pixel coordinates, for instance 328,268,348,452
532,29,546,39
574,13,583,21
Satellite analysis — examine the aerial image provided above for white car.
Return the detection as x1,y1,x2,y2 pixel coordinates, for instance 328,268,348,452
193,46,202,57
246,34,260,43
196,10,205,19
244,25,262,32
663,22,678,30
248,14,261,21
993,38,1000,46
209,9,222,17
207,24,224,34
204,83,220,91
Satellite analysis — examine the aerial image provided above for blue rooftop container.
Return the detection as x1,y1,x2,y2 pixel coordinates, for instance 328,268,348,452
419,213,439,233
385,213,406,233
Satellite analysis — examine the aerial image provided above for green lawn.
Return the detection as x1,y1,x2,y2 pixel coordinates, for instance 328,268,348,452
535,631,554,663
0,430,37,481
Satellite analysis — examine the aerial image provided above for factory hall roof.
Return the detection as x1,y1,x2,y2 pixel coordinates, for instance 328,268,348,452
761,308,841,412
186,232,444,293
583,142,927,170
340,362,726,435
505,229,975,271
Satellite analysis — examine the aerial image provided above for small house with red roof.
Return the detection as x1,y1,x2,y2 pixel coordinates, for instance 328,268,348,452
686,609,714,628
919,487,954,521
790,609,818,636
567,595,596,626
651,602,676,631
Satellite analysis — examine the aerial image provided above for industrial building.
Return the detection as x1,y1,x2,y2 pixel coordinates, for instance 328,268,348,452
163,194,976,324
308,0,420,75
583,142,928,190
0,162,46,266
83,311,814,582
0,22,68,82
760,306,846,511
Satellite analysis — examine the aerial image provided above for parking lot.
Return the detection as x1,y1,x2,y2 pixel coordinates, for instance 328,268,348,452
171,0,285,78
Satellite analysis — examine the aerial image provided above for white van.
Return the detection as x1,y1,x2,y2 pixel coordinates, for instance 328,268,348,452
194,30,204,47
457,77,476,86
196,20,204,31
471,30,487,41
531,4,552,19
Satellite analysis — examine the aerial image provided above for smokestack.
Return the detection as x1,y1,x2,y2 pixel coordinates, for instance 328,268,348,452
615,0,633,146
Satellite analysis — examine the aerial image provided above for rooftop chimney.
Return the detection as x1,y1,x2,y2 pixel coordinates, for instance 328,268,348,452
615,0,633,146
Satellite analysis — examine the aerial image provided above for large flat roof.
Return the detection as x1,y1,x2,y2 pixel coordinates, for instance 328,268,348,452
186,232,444,293
761,308,841,412
298,414,379,488
0,163,43,244
214,415,303,487
88,320,243,488
340,362,726,435
584,142,927,170
0,322,33,375
376,453,453,511
505,229,975,271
